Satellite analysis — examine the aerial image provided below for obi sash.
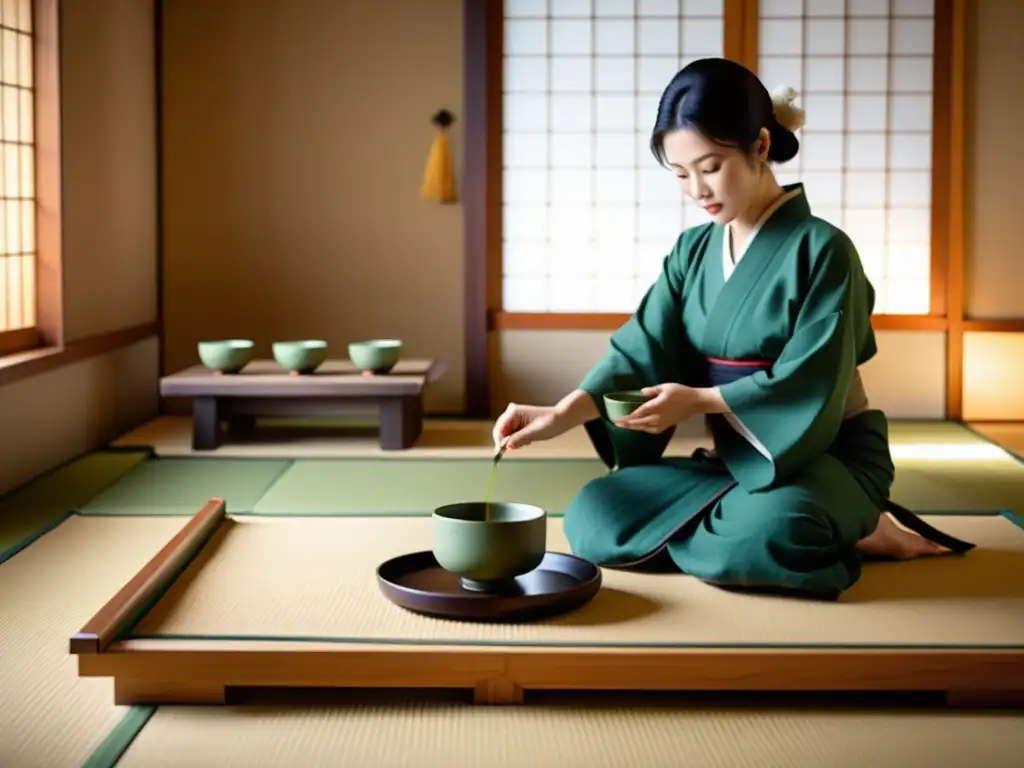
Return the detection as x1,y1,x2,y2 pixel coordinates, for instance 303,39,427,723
699,355,976,555
704,356,772,387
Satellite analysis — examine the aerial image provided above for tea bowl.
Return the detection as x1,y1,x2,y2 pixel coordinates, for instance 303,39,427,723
432,501,547,593
603,390,652,420
272,339,328,375
197,339,254,374
348,338,403,375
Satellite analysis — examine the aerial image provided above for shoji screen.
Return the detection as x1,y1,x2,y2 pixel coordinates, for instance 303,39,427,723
502,0,725,313
0,0,35,334
758,0,936,314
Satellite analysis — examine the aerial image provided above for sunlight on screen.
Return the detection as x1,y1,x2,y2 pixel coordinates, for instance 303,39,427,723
0,0,36,333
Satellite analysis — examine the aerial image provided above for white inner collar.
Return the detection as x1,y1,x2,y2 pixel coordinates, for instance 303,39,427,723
722,187,803,280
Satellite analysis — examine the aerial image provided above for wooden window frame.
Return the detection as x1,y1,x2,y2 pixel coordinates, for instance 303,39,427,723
0,0,158,390
463,0,1024,421
0,0,62,359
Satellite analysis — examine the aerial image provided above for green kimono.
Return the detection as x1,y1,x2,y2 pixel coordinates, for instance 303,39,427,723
564,185,971,600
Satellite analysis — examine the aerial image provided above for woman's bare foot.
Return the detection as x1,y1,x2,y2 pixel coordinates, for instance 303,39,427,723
857,513,949,559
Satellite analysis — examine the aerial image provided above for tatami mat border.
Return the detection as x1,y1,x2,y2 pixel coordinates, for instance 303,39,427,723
0,444,155,499
0,509,75,565
0,447,156,563
1001,508,1024,530
126,632,1024,651
80,706,157,768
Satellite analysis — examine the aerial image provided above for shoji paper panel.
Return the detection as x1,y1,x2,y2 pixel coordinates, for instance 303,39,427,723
502,0,724,312
0,0,36,333
962,332,1024,421
758,0,935,314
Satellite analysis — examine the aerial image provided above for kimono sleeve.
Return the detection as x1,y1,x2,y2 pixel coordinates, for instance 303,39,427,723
712,232,875,491
577,231,702,470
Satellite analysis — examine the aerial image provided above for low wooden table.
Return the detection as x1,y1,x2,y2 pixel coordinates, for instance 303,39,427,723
159,359,447,451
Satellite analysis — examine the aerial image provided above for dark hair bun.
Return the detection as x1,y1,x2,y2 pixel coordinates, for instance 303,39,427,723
768,122,800,163
650,58,806,166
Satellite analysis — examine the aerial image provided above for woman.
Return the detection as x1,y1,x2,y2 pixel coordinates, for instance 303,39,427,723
492,58,971,600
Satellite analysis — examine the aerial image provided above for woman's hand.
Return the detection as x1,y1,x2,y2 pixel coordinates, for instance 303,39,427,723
492,389,601,451
614,383,725,433
492,403,566,451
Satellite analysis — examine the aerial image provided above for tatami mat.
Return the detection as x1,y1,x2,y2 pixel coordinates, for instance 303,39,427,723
131,514,1024,647
116,693,1024,768
99,416,1024,515
249,455,1022,517
890,456,1024,513
250,458,608,515
76,451,1022,520
0,449,151,561
112,415,646,459
2,482,1021,766
0,514,189,767
893,420,999,445
77,457,291,516
112,416,1008,459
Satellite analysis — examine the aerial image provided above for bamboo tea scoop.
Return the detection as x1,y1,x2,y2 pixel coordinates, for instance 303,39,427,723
492,437,509,463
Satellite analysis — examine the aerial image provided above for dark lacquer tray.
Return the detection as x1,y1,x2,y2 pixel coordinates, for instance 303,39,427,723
376,550,602,622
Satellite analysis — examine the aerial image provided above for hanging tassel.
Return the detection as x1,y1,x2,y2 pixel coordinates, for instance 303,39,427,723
420,109,456,203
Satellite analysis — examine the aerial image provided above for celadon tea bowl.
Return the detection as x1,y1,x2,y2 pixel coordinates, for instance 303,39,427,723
348,338,403,374
197,339,255,374
272,339,328,374
432,502,547,592
603,390,652,420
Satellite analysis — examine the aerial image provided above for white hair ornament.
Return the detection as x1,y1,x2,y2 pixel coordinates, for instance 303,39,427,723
770,85,806,132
